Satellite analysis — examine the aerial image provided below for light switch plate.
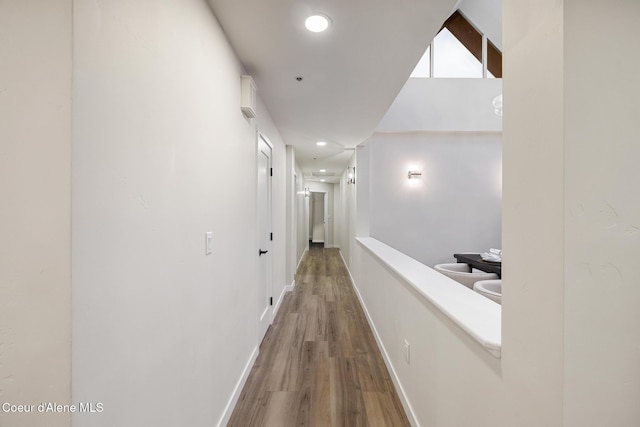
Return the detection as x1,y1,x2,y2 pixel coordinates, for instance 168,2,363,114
205,232,213,255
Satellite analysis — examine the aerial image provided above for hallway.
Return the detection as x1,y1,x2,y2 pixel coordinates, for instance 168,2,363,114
228,245,409,426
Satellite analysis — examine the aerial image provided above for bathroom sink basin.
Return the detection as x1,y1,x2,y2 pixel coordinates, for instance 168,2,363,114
434,263,499,289
473,280,502,305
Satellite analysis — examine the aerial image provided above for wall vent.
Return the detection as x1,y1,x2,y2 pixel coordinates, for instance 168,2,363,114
240,75,257,118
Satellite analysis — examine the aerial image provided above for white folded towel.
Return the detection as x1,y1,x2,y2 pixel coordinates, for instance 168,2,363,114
481,252,502,262
489,248,502,255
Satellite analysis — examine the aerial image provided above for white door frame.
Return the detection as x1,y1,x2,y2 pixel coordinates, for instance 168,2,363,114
323,191,328,245
257,132,273,341
291,172,298,285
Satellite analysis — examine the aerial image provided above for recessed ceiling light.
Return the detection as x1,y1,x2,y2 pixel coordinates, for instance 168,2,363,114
320,179,326,182
319,169,326,172
316,141,327,146
305,14,331,33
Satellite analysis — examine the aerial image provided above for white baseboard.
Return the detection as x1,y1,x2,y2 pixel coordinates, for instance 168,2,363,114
338,250,349,273
337,251,419,427
296,248,308,271
273,280,296,318
220,278,298,426
216,345,259,427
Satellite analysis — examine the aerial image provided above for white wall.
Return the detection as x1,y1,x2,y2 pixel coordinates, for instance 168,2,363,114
502,2,640,425
295,163,308,268
0,1,72,426
285,146,297,287
332,183,342,248
562,1,640,425
368,132,502,266
377,78,502,133
71,1,287,426
355,144,371,238
501,0,565,424
338,154,357,267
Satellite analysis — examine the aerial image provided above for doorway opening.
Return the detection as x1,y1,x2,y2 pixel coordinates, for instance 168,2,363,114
308,191,328,247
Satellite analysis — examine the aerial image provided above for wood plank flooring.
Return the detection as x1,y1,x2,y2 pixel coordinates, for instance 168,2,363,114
227,244,409,427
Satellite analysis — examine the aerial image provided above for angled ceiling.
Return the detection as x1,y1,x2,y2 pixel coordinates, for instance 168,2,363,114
208,0,458,182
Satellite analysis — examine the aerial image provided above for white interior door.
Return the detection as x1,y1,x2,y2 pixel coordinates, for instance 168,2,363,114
257,134,272,341
323,192,328,246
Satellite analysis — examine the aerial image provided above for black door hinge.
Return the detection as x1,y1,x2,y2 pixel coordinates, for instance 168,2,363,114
270,168,273,177
269,297,273,306
270,232,273,241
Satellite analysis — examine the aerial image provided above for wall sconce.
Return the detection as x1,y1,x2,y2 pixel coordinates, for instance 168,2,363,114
492,93,503,117
347,166,356,184
407,170,422,179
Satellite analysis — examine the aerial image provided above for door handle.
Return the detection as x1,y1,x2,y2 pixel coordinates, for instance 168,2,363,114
259,249,269,256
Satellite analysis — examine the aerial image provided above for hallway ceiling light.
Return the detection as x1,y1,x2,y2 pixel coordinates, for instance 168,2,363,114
319,169,326,172
305,14,331,33
316,141,327,146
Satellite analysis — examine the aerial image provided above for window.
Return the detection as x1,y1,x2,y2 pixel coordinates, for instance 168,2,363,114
487,39,502,78
433,27,482,78
410,10,502,79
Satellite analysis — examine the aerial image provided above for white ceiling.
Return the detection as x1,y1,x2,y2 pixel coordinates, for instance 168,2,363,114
207,0,459,182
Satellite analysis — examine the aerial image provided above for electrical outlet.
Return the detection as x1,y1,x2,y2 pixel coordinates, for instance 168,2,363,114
205,232,213,255
404,339,410,364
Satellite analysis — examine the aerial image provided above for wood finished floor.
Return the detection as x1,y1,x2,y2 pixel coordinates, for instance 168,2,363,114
227,244,410,427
